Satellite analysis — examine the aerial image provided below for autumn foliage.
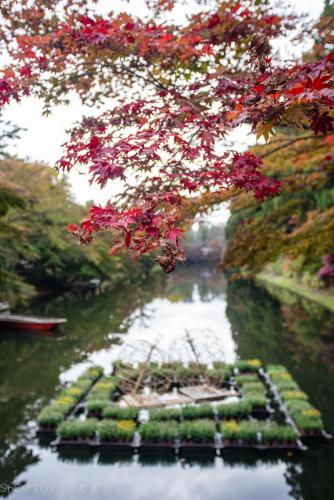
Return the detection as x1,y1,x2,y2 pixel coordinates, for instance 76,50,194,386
0,0,333,271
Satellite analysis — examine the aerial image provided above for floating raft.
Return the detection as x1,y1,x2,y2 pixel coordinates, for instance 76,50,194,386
36,359,331,454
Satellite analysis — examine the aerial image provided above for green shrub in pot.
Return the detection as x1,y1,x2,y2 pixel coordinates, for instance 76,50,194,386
238,421,262,442
261,423,297,443
98,420,136,442
179,419,216,443
242,382,266,395
139,421,179,443
149,408,182,421
285,400,313,417
281,390,309,402
86,399,110,414
80,366,104,382
275,380,300,392
182,403,215,420
102,406,140,420
244,394,268,409
216,400,252,419
234,359,261,372
37,408,64,429
57,419,97,440
235,374,259,385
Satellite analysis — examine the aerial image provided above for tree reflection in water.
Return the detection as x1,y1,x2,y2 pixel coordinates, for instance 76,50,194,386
0,266,334,500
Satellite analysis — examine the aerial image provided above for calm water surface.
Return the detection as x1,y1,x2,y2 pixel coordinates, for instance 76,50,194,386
0,265,334,500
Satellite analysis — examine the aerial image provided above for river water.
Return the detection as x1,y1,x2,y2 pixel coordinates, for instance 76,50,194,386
0,265,334,500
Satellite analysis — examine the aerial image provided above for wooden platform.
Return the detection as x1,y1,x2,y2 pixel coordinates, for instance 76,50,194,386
122,392,192,408
179,384,237,402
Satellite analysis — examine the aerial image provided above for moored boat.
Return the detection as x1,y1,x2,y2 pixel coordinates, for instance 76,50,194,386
0,314,67,331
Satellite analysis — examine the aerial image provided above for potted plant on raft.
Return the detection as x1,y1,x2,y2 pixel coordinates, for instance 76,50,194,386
179,419,216,450
233,359,261,374
280,390,309,402
274,380,300,392
98,420,136,447
221,420,261,447
285,399,312,415
57,418,97,444
242,382,267,396
149,408,182,422
266,366,293,385
86,376,118,401
86,399,110,418
284,399,324,435
139,421,179,449
220,420,241,445
292,410,325,436
235,374,259,386
261,423,298,447
216,400,252,420
46,396,78,418
244,394,269,414
37,408,64,432
182,403,215,420
80,365,104,382
102,406,140,421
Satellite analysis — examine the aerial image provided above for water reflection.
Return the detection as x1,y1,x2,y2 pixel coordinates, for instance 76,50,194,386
0,266,334,499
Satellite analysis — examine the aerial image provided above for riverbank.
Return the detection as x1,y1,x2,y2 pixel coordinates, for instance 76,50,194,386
256,272,334,313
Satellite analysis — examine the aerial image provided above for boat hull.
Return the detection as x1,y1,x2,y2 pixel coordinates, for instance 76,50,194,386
0,320,60,331
0,315,67,331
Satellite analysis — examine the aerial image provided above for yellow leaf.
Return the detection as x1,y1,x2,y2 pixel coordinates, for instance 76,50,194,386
256,121,275,143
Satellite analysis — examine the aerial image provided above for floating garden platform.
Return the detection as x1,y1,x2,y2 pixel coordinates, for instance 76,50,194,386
36,359,331,454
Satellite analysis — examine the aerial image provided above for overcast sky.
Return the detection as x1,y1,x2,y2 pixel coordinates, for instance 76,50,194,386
2,0,325,210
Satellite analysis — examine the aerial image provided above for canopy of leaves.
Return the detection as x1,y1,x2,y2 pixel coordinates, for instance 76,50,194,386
0,0,333,270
